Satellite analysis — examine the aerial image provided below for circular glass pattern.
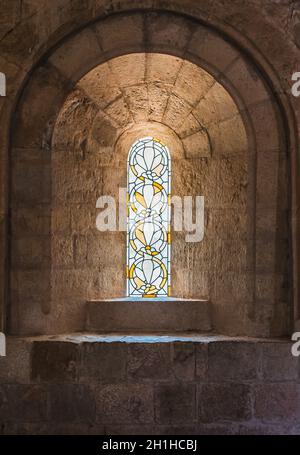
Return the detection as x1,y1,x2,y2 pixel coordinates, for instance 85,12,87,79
129,137,169,179
130,257,168,296
127,137,171,298
130,181,168,217
129,219,167,258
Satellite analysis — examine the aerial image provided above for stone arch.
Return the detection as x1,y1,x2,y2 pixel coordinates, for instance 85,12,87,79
6,9,297,337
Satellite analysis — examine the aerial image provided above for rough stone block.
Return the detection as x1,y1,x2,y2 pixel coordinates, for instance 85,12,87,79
188,28,238,72
32,341,80,383
182,130,211,158
260,342,298,381
78,62,122,109
256,151,282,212
193,83,238,128
163,94,191,130
147,13,193,54
0,338,32,384
255,237,276,273
0,385,47,422
224,57,269,106
96,384,154,424
49,384,95,423
53,89,98,151
87,233,124,268
214,157,248,208
215,239,248,273
173,61,214,106
155,384,196,424
52,207,70,235
0,1,20,41
196,344,208,380
94,14,144,55
10,269,51,306
123,85,149,123
254,383,300,422
11,208,51,237
208,116,247,156
104,96,132,128
208,341,258,381
12,161,51,207
49,28,102,82
206,208,248,240
80,342,127,383
86,299,211,333
171,343,195,382
13,65,68,148
11,237,50,269
146,53,182,85
127,344,171,382
51,236,74,268
199,383,252,422
248,101,281,152
212,272,253,304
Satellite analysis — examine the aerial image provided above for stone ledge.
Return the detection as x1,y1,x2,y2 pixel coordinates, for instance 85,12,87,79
86,298,211,333
19,333,292,344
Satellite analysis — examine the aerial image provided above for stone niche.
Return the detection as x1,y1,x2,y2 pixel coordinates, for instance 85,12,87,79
45,53,249,335
9,14,291,337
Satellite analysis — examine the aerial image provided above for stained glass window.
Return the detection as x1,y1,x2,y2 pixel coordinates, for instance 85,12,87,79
127,137,171,298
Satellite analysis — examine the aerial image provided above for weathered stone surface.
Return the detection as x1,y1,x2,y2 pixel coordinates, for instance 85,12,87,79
127,344,171,382
155,384,196,424
78,62,121,109
49,28,102,82
208,341,258,381
173,61,214,106
224,57,269,106
182,130,211,158
86,299,211,332
248,101,281,152
0,338,32,384
53,89,98,151
199,383,252,422
10,269,51,307
32,341,80,383
11,208,51,237
0,0,20,41
0,385,47,422
171,342,195,382
13,65,68,148
96,384,154,424
254,383,300,422
147,13,193,53
12,162,51,207
49,384,95,423
260,342,298,381
193,82,238,127
196,344,208,380
188,27,238,72
12,237,50,268
208,116,247,156
94,13,144,54
80,342,127,382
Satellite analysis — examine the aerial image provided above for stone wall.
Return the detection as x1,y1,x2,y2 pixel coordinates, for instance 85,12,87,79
6,9,293,337
0,336,299,435
45,52,250,335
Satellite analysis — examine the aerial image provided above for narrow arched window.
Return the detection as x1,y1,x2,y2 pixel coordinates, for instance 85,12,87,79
127,137,171,298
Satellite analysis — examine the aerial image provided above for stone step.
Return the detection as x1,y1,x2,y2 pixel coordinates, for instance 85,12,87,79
86,298,211,333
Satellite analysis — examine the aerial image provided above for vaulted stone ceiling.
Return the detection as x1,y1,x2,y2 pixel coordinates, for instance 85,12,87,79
53,53,247,159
